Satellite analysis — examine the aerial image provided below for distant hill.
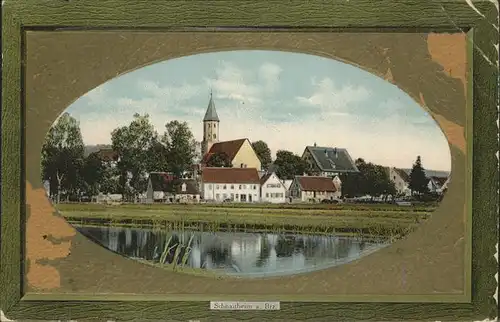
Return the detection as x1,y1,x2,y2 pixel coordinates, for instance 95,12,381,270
400,168,450,178
84,144,111,157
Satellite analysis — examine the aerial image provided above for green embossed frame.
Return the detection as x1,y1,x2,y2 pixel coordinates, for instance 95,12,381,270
1,0,498,321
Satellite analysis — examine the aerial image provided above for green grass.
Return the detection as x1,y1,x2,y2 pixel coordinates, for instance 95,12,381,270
59,202,433,238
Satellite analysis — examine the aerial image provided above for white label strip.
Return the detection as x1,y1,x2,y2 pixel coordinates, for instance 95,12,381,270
210,301,281,310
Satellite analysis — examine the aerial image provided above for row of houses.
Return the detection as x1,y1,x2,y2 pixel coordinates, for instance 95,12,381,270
146,167,342,204
387,167,450,196
145,164,450,204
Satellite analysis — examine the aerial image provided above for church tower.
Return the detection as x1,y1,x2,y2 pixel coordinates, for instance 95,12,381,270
201,90,220,156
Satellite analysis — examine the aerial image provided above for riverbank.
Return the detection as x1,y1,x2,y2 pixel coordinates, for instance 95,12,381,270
58,203,433,238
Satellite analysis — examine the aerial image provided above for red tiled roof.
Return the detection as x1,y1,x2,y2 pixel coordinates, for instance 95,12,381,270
296,176,337,192
202,167,260,184
201,139,247,163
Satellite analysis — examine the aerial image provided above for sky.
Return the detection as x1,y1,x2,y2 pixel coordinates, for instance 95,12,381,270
64,50,451,171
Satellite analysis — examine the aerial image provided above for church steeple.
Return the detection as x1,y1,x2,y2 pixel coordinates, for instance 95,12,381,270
203,90,220,122
201,90,220,157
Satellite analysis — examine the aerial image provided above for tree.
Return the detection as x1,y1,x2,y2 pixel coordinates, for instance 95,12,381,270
206,152,232,167
252,140,272,170
81,152,105,197
340,158,396,199
111,113,158,200
409,156,429,195
162,120,197,177
274,150,309,180
41,112,85,203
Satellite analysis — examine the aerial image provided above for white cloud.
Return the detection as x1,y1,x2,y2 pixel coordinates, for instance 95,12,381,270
258,62,283,92
295,77,371,116
70,63,451,172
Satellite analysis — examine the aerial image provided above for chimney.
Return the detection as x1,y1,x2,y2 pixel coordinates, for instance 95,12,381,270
314,142,317,147
333,148,338,158
324,149,328,157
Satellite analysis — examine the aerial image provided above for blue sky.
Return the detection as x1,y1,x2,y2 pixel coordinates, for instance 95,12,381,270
65,50,451,171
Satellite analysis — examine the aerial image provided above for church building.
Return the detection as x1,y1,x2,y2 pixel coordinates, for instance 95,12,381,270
200,92,262,171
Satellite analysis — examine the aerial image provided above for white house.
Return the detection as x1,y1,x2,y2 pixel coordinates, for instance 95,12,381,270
259,172,287,203
289,175,340,202
387,167,412,196
282,179,293,200
427,176,449,194
201,167,261,202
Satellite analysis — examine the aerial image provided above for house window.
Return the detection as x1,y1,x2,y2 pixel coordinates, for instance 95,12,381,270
223,185,227,189
213,134,216,139
240,163,244,168
253,185,256,189
208,184,212,190
266,193,269,197
231,193,234,200
230,185,234,189
242,185,246,189
393,176,396,180
216,194,220,200
238,185,242,189
208,124,211,128
181,183,187,192
223,193,227,199
216,185,219,189
235,194,239,199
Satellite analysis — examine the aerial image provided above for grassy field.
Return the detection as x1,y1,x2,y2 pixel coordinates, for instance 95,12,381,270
58,202,434,238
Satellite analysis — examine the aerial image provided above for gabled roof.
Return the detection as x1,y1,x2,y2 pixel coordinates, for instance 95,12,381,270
203,92,220,122
177,179,200,195
202,167,260,184
201,138,247,163
303,146,359,173
429,176,448,188
294,176,337,192
394,168,410,182
259,172,273,185
149,172,200,194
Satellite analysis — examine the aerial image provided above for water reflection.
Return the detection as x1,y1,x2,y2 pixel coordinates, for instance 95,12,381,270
76,225,389,277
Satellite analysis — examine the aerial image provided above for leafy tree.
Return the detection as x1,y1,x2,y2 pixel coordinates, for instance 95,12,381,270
274,150,309,180
81,152,105,197
252,140,272,170
162,120,197,177
161,120,197,195
111,113,158,200
41,112,85,203
339,158,396,199
409,156,429,195
206,151,233,168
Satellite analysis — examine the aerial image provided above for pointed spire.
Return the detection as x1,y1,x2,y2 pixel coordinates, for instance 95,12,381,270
203,89,220,122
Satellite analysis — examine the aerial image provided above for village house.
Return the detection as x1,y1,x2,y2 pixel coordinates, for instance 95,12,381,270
386,167,412,196
201,167,261,202
146,172,200,203
302,144,359,177
427,176,449,194
387,167,450,196
289,175,341,202
282,179,293,200
259,171,287,203
200,92,262,170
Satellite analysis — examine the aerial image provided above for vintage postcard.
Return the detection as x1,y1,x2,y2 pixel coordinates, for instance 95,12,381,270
1,1,498,321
